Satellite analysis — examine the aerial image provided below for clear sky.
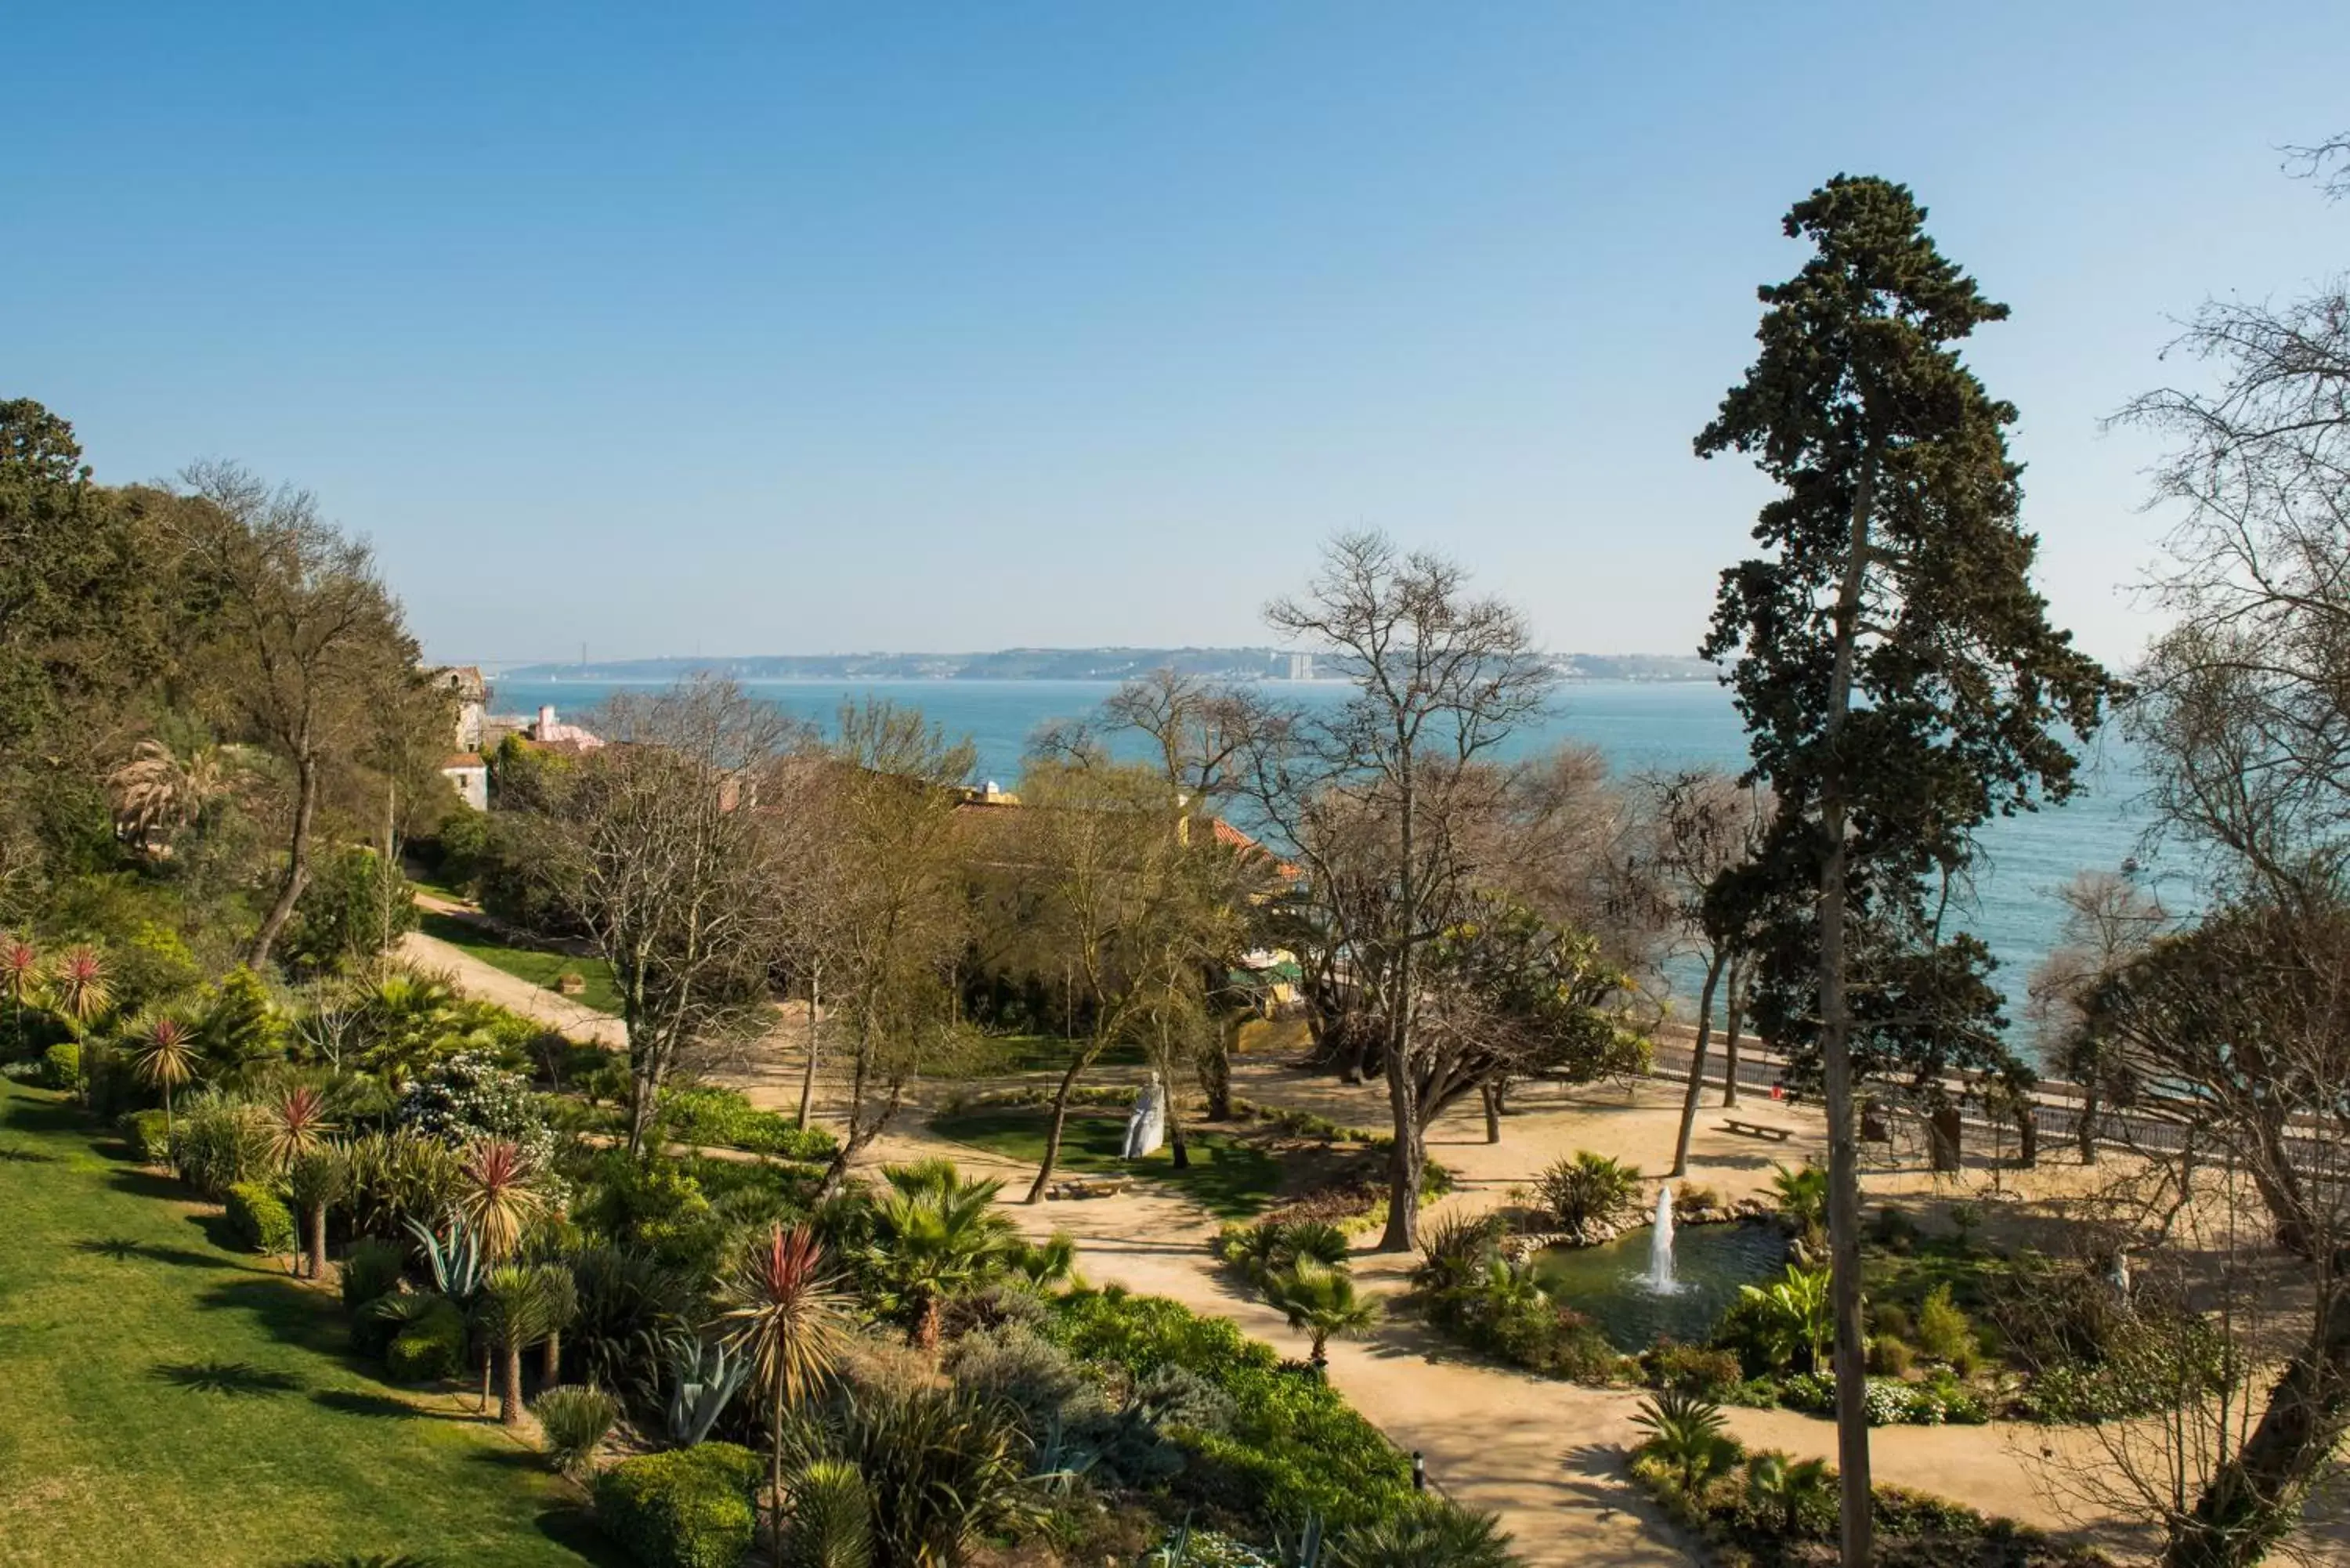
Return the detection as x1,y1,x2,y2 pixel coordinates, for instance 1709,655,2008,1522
4,2,2341,667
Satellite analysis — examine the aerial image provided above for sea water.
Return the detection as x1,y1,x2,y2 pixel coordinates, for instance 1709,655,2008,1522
490,676,2191,1032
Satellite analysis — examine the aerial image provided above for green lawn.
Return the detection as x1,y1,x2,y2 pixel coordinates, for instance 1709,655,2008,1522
928,1104,1280,1219
418,911,624,1015
0,1082,618,1568
938,1032,1148,1079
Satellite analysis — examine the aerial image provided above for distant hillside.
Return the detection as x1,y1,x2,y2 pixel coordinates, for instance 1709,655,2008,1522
495,648,1719,683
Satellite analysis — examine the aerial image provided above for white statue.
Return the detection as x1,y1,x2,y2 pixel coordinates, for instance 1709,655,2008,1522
1123,1071,1166,1159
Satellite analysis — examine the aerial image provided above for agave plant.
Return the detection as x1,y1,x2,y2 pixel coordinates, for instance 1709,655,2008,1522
718,1224,852,1551
130,1014,202,1137
454,1137,549,1261
49,945,111,1031
667,1336,750,1446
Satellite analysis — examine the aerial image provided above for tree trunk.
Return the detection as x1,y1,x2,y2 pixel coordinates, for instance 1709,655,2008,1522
796,965,821,1130
914,1295,944,1352
2014,1100,2037,1168
1674,952,1726,1178
2077,1083,2100,1165
1025,1047,1094,1204
1202,1016,1235,1121
306,1198,329,1280
1928,1105,1962,1172
248,749,319,971
498,1345,525,1426
1818,437,1881,1568
1482,1082,1502,1145
541,1331,561,1386
1167,1090,1190,1169
2168,1277,2350,1568
1721,956,1748,1108
624,1062,660,1158
1376,1033,1426,1252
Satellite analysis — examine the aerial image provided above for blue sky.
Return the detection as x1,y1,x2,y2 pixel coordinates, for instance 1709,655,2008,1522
4,2,2341,666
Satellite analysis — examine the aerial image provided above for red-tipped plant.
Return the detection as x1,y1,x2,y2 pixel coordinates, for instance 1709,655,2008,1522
51,945,111,1030
266,1085,335,1172
455,1138,548,1262
719,1223,851,1563
132,1016,202,1140
0,937,39,1055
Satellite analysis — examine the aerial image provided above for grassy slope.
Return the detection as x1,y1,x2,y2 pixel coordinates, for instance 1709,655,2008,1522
929,1104,1280,1219
0,1082,616,1568
417,911,624,1015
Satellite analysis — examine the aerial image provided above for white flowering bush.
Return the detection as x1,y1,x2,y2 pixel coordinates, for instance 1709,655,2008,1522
396,1050,555,1163
1143,1528,1277,1567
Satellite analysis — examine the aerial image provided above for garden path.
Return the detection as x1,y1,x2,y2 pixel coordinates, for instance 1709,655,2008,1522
394,927,627,1048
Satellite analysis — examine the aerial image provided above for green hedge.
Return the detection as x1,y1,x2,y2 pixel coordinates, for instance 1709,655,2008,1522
225,1181,297,1255
1046,1288,1412,1533
657,1085,837,1161
595,1442,763,1568
118,1108,172,1165
39,1040,81,1090
385,1298,469,1383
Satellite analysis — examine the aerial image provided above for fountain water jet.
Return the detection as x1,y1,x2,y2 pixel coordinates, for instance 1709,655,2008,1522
1647,1183,1679,1295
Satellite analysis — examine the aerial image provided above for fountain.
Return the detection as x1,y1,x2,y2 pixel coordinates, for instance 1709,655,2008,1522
1647,1183,1679,1295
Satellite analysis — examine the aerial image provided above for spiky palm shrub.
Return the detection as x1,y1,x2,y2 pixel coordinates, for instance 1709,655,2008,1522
719,1223,852,1563
1631,1389,1739,1498
1412,1210,1505,1293
345,1128,463,1238
454,1137,549,1261
1,936,42,1057
1766,1162,1829,1245
867,1163,1019,1350
1534,1151,1641,1234
267,1084,336,1172
532,1259,578,1385
1744,1449,1833,1539
1332,1498,1516,1568
479,1263,566,1425
532,1384,620,1478
50,945,111,1033
287,1143,352,1278
1264,1262,1381,1370
130,1013,201,1138
573,1242,695,1403
783,1458,873,1568
825,1386,1031,1568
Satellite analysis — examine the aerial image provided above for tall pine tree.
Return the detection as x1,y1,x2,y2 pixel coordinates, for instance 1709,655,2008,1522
1697,175,2112,1566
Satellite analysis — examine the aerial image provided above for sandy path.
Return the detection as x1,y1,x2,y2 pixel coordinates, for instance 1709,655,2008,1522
394,928,627,1048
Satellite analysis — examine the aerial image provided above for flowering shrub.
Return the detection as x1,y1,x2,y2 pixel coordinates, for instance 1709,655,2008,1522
396,1051,553,1162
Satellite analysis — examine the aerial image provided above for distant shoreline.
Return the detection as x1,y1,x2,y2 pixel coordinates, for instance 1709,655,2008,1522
475,648,1722,685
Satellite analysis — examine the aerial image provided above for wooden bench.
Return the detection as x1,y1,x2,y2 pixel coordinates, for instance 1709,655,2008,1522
1722,1119,1793,1143
1049,1177,1131,1201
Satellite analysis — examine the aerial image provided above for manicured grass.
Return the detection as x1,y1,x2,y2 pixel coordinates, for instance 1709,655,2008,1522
417,910,624,1015
928,1104,1281,1218
933,1032,1148,1079
0,1082,619,1568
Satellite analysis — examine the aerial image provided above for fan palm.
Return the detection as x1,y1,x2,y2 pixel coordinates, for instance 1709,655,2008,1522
107,738,226,848
287,1143,352,1279
50,945,111,1031
1265,1262,1381,1370
718,1224,852,1563
454,1138,549,1261
1332,1498,1516,1568
1632,1389,1738,1497
131,1014,202,1137
1744,1450,1833,1537
867,1163,1019,1350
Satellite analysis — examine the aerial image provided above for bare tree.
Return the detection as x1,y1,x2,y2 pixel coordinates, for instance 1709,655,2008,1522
175,464,426,971
2026,869,2168,1165
1250,533,1555,1251
808,701,976,1197
553,677,803,1153
1638,770,1773,1176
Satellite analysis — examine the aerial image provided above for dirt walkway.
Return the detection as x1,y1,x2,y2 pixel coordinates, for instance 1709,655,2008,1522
394,928,626,1048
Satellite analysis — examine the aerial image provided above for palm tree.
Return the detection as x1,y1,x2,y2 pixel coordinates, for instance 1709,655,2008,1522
718,1224,852,1564
130,1014,201,1138
287,1143,351,1278
1767,1162,1829,1245
867,1162,1018,1350
107,738,227,850
266,1084,336,1172
1744,1450,1833,1537
0,936,41,1056
534,1261,578,1386
1631,1389,1738,1497
50,945,111,1032
1264,1263,1381,1371
478,1264,566,1426
1333,1498,1516,1568
455,1138,549,1261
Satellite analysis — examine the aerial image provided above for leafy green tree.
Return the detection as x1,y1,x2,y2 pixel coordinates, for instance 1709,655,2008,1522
1695,174,2113,1563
